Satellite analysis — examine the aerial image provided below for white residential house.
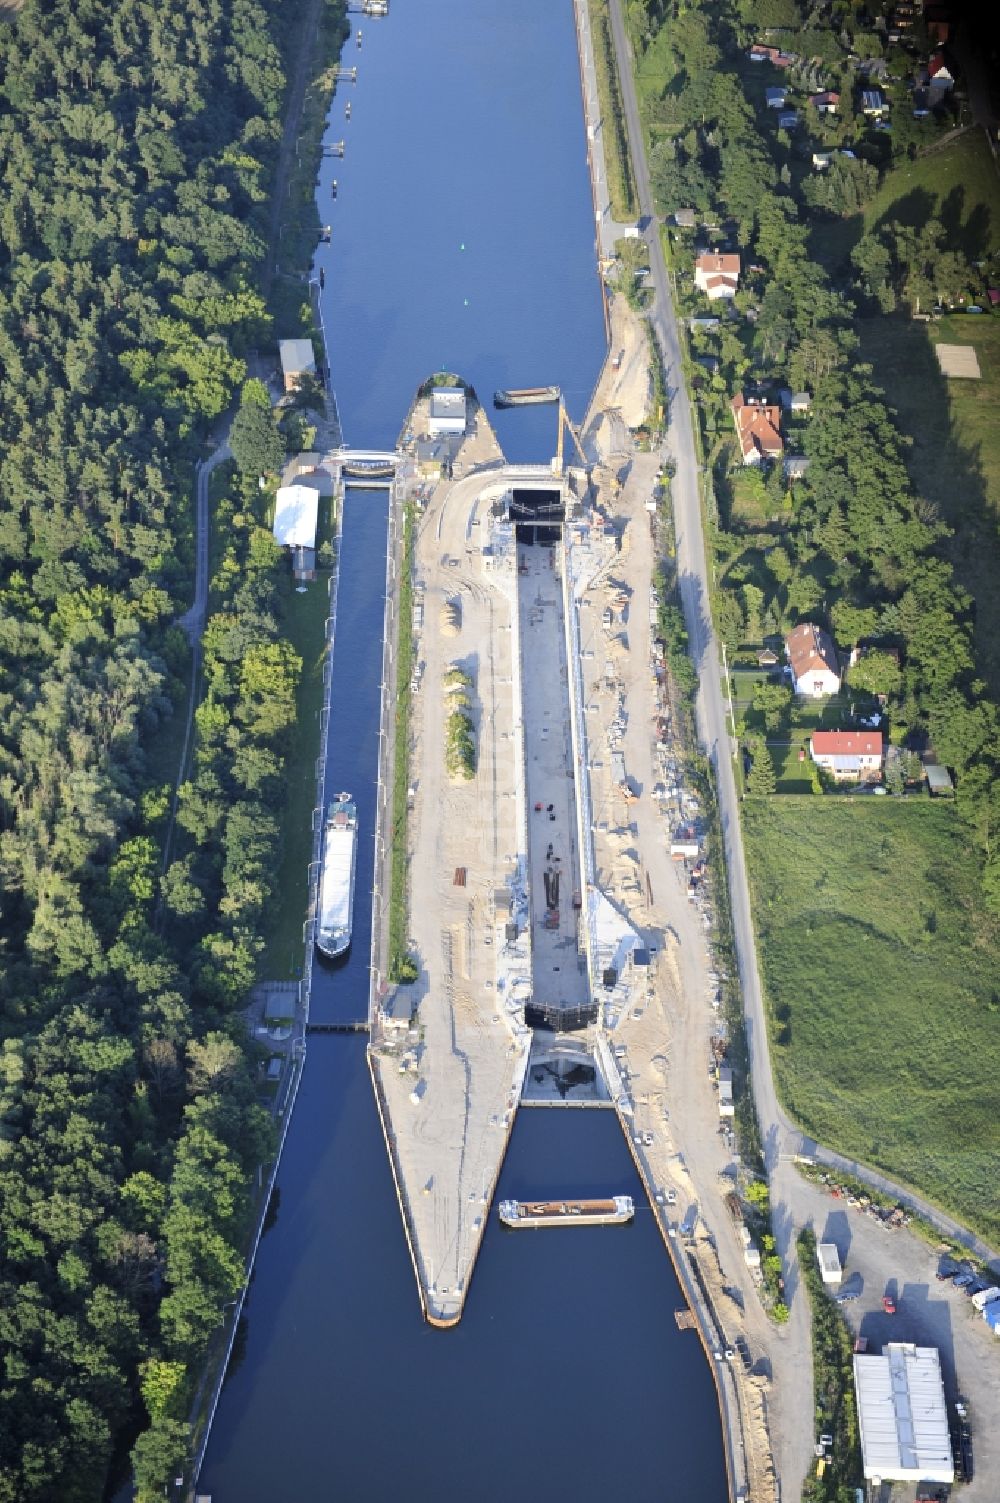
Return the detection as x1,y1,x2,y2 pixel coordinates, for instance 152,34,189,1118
694,252,741,300
731,393,783,465
785,622,840,696
810,731,884,782
927,53,954,102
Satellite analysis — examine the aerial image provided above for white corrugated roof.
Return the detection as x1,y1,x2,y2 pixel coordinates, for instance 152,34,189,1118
273,485,319,549
430,388,466,415
319,824,355,932
854,1345,954,1483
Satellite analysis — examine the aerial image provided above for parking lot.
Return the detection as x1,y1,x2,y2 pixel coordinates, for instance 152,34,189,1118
800,1173,1000,1497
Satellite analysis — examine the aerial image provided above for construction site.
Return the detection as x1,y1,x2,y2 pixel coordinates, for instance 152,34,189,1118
367,298,777,1500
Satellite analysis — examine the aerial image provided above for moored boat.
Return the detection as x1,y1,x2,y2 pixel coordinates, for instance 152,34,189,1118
498,1195,634,1228
493,385,561,409
316,792,358,958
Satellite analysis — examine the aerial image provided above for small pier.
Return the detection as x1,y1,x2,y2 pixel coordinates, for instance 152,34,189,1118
334,65,358,83
323,141,346,159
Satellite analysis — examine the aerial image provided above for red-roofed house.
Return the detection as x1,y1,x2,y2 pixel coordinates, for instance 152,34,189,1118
927,52,955,101
695,252,741,300
810,731,883,781
748,44,796,66
786,622,840,696
731,394,783,465
808,91,841,113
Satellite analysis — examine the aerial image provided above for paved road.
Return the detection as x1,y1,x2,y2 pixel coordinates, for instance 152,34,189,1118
602,1,1000,1490
162,443,230,880
177,444,229,643
602,5,815,1487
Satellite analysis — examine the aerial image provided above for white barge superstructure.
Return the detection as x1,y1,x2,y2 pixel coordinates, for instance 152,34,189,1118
498,1196,634,1229
316,792,358,958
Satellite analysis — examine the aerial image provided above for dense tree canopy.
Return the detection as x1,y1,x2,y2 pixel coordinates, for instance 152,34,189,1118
641,0,999,897
0,0,331,1497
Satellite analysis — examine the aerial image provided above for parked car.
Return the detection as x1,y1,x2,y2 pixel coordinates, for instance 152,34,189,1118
953,1274,975,1290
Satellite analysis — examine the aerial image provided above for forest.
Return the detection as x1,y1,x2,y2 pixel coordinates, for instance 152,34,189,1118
629,0,1000,905
0,1,335,1498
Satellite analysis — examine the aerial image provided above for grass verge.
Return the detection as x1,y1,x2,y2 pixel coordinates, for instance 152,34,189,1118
387,504,416,984
263,502,335,979
743,797,1000,1244
796,1227,862,1502
587,0,637,222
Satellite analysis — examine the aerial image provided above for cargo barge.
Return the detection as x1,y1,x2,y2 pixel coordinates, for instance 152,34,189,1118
498,1196,634,1228
316,792,358,958
493,385,561,409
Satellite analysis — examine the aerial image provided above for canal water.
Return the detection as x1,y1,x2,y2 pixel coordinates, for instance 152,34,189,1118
199,0,727,1496
314,0,606,458
309,489,387,1031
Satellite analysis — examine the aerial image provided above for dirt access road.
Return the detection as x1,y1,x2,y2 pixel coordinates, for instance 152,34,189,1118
602,0,1000,1490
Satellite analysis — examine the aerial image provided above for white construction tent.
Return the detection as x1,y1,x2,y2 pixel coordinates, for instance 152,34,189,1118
273,484,320,550
853,1343,954,1484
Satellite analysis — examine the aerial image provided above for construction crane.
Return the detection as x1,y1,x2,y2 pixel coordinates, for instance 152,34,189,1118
554,393,588,474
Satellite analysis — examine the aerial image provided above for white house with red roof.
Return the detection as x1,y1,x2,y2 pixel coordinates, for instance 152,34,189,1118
810,730,883,781
785,622,840,696
695,252,741,300
731,393,783,465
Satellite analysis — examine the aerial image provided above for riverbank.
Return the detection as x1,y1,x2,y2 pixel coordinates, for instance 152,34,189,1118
182,6,352,1491
195,2,729,1497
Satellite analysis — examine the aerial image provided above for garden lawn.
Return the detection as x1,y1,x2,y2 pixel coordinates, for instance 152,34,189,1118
262,507,334,979
743,797,1000,1244
863,128,1000,254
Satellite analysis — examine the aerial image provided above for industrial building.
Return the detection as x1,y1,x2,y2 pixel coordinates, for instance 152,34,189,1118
853,1343,954,1485
273,483,320,580
427,386,467,436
